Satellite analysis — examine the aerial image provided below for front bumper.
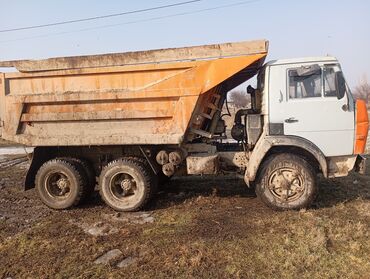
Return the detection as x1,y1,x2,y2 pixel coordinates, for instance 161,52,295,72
354,155,367,175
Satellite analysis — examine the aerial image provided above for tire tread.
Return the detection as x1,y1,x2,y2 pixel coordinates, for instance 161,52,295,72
255,153,317,210
35,158,86,209
99,157,153,211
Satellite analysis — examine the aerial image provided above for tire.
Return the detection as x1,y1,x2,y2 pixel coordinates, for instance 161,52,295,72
35,159,86,210
255,153,317,210
59,157,96,201
126,156,158,198
127,156,166,193
78,159,96,199
99,158,153,212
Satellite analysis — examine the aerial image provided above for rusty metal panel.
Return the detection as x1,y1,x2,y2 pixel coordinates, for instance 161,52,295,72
0,40,268,72
0,40,268,147
186,155,219,175
218,152,249,168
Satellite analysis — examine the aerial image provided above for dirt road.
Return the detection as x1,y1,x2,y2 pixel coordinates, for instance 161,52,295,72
0,153,369,278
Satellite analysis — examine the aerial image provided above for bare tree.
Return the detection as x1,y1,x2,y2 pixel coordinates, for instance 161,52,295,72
229,90,251,108
353,75,370,104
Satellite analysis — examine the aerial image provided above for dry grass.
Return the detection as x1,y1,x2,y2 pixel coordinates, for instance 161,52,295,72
0,158,369,278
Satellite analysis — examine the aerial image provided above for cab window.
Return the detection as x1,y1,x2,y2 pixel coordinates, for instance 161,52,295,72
323,65,347,100
288,66,322,99
323,67,337,97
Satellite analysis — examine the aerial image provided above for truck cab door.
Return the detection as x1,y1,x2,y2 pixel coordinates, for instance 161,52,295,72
268,63,355,157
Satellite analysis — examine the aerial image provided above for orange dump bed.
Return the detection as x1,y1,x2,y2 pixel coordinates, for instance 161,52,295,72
0,40,268,146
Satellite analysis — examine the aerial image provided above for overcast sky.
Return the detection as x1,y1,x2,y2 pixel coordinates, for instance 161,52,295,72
0,0,369,87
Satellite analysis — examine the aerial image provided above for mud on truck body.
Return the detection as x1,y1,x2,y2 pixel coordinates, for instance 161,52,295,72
0,40,368,211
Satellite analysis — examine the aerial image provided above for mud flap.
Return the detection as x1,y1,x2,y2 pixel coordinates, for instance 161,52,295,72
354,155,366,175
24,147,54,190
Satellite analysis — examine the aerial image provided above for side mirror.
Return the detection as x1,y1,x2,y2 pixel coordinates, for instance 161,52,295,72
335,72,346,100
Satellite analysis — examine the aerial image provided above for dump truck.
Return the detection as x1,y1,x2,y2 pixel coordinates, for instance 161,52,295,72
0,40,368,211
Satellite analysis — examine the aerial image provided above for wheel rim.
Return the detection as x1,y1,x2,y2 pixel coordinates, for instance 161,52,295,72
45,171,72,199
267,167,305,202
109,172,139,201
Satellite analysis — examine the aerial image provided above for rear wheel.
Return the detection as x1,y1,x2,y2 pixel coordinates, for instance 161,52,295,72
126,156,158,198
35,159,86,209
255,153,317,210
60,157,96,201
78,159,96,199
99,158,153,211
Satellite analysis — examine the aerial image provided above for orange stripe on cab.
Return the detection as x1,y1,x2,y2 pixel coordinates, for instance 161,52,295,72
354,99,369,154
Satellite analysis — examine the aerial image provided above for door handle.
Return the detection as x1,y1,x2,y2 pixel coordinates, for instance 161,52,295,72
284,117,299,123
279,90,283,103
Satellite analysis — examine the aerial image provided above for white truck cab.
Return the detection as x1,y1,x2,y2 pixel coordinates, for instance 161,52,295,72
240,57,368,210
265,57,355,156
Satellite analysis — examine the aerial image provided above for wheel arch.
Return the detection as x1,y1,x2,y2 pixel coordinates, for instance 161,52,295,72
25,147,57,190
245,135,328,185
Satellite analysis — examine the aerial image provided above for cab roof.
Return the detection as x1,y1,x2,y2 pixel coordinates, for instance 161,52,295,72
265,56,338,66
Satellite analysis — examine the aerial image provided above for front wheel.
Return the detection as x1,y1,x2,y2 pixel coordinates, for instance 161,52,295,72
255,153,317,210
